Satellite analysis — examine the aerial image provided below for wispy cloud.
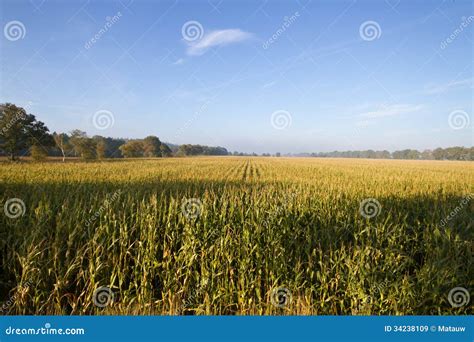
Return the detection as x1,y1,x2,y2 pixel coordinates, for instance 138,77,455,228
262,81,276,89
186,29,253,56
359,104,424,119
423,78,472,95
172,58,184,65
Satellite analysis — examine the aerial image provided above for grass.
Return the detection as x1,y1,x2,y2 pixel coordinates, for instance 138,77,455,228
0,157,472,315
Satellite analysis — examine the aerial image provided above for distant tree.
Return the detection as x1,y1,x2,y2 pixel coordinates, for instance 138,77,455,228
375,150,391,159
445,146,469,160
310,147,472,161
143,136,162,157
103,137,126,158
69,129,87,156
94,136,107,160
276,152,281,157
119,140,144,158
160,143,172,157
30,145,48,161
420,149,433,160
176,145,187,156
176,144,229,156
53,132,72,162
392,149,419,160
69,130,96,160
0,103,53,160
177,144,202,156
407,149,420,159
432,148,445,160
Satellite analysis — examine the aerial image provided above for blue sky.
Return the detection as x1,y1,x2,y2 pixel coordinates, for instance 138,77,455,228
0,0,472,153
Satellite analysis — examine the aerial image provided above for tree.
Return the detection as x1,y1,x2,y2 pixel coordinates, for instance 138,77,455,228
392,149,420,160
53,132,72,162
0,103,53,160
119,140,144,158
143,136,162,157
420,150,433,160
375,150,391,159
69,129,87,156
177,144,228,156
69,130,96,160
94,136,107,160
432,148,445,160
30,145,48,161
160,143,172,157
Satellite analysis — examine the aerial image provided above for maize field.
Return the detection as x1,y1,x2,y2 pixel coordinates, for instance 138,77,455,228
0,157,473,315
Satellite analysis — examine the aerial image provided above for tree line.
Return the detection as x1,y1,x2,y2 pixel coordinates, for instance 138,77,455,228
307,147,474,160
0,103,227,160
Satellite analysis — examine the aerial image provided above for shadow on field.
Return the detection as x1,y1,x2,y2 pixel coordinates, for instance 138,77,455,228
0,178,472,315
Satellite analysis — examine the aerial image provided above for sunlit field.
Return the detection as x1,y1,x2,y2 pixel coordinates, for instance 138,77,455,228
1,157,473,315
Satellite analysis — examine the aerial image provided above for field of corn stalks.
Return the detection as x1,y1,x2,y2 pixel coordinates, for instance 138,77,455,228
0,157,473,315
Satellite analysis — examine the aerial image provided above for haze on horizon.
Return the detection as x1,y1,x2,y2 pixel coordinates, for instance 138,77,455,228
1,0,472,154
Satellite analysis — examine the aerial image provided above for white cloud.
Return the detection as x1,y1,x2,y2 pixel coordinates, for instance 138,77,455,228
186,29,253,56
172,58,184,65
262,81,276,89
359,104,424,119
423,78,472,95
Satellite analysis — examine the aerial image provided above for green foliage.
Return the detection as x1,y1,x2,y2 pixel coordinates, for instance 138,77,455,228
29,145,48,161
392,149,420,160
69,130,97,160
160,143,172,157
143,136,162,157
311,148,473,160
119,140,144,158
92,136,108,160
53,132,72,162
0,103,53,160
177,144,228,156
433,147,473,161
